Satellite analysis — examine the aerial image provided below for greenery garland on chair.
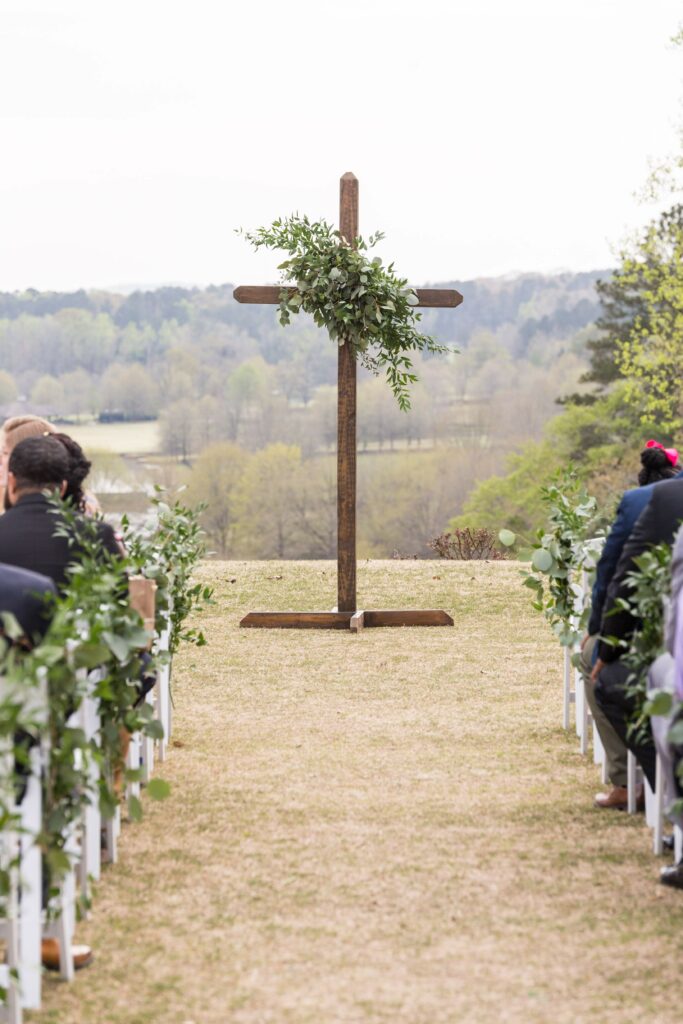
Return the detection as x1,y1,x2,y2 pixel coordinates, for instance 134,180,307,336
240,216,452,410
0,489,211,909
499,469,602,646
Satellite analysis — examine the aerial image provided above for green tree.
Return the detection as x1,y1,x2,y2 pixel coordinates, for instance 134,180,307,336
566,206,683,404
59,368,96,417
187,442,249,557
31,373,65,413
100,363,160,419
223,358,272,442
0,369,17,405
615,207,683,435
159,398,197,462
234,444,303,557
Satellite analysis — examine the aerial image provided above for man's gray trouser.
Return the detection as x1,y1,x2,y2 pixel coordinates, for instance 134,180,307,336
580,634,628,787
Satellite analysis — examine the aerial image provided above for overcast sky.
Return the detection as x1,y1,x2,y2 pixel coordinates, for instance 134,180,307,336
0,0,681,292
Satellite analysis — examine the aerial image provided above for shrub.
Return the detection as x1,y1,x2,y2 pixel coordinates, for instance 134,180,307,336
429,528,505,561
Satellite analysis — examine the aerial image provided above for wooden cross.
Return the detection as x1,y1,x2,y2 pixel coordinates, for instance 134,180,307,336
234,171,463,631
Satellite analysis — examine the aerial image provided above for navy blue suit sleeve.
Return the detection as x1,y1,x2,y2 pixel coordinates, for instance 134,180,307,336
588,497,632,635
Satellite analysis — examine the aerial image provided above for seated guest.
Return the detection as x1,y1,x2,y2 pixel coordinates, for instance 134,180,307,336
0,415,56,507
581,441,681,809
0,436,120,589
52,432,103,519
592,472,683,790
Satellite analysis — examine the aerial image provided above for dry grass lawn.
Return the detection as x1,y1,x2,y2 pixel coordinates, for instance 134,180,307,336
30,561,683,1024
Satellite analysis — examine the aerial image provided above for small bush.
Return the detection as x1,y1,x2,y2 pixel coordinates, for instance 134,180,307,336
429,528,505,561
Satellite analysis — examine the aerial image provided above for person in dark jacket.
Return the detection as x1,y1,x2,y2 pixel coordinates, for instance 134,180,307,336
0,562,56,645
581,442,681,809
0,444,102,972
592,474,683,791
0,436,120,589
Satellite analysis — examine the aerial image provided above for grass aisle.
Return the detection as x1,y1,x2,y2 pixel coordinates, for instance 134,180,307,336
34,561,683,1024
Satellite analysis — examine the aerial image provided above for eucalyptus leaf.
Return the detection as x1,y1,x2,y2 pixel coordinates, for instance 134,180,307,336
531,548,554,572
147,778,171,801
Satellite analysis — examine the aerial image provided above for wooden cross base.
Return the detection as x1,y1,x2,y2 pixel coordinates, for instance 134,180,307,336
240,610,454,631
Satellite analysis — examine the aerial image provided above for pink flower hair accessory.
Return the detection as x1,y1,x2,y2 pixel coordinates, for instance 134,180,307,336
645,439,679,467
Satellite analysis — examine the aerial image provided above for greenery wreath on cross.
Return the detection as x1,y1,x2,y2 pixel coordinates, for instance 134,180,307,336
241,215,452,409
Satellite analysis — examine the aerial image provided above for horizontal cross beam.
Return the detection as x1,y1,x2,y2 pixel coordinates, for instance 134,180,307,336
239,609,454,629
233,285,463,309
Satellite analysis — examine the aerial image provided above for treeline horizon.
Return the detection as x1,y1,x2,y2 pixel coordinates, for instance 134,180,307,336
0,270,606,556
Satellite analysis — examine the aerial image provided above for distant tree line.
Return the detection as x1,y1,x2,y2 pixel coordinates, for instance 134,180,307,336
185,441,505,559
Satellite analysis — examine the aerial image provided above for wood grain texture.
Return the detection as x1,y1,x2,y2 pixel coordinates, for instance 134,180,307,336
240,611,353,629
337,172,359,613
363,610,454,628
233,285,463,309
233,285,287,304
239,608,453,629
414,288,464,308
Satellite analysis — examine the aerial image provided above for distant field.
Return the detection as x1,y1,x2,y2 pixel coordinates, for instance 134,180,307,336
67,419,160,455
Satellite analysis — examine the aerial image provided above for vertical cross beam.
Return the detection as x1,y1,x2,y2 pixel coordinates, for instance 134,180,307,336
337,172,359,612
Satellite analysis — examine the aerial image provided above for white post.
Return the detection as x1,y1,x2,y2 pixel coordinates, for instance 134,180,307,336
675,825,683,863
653,754,664,856
18,747,42,1011
156,625,171,760
563,646,572,730
626,751,638,815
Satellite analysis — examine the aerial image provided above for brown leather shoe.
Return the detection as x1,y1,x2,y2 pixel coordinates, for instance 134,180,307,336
41,938,94,972
594,784,644,810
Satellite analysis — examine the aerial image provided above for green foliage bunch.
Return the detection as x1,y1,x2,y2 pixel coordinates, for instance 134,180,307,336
0,490,210,906
616,206,683,436
241,215,451,410
607,543,673,737
0,625,49,904
125,488,213,656
500,470,601,645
